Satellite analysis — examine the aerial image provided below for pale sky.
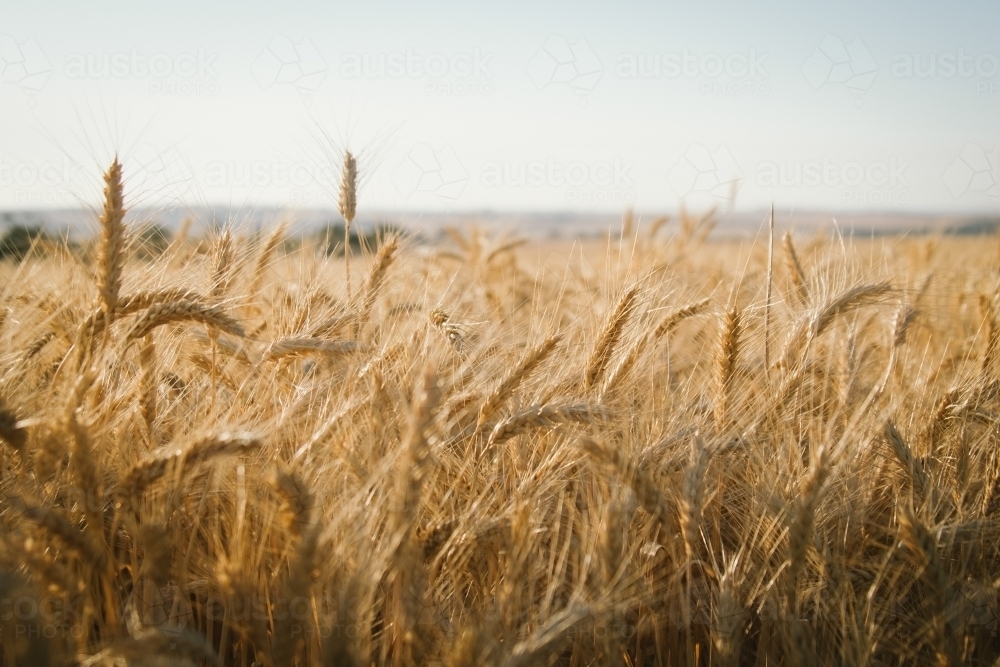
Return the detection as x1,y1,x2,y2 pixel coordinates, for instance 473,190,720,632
1,0,998,216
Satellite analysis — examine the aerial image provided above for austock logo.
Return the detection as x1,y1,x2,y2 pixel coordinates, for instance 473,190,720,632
0,35,52,94
64,47,220,96
339,48,495,97
667,144,742,209
615,48,770,97
252,36,327,93
756,156,911,205
891,50,999,80
0,157,84,205
943,143,999,202
526,35,602,98
891,49,1000,96
480,156,636,205
392,144,469,202
131,143,199,199
802,34,878,104
197,156,351,206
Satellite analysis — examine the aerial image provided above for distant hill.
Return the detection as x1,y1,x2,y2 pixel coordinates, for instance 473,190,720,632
1,207,996,241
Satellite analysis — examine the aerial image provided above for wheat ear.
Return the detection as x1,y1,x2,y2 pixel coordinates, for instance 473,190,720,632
7,495,107,568
360,234,399,324
744,284,891,440
139,333,157,447
981,293,998,373
783,439,831,667
0,404,27,454
269,466,315,536
478,334,561,428
487,403,603,448
430,308,465,353
119,431,259,499
776,282,892,371
712,559,744,667
925,388,959,452
579,437,676,530
389,367,440,666
266,337,359,359
211,229,234,300
884,420,929,503
714,306,742,428
268,466,318,666
501,605,592,667
679,435,709,564
97,157,126,313
77,288,204,349
782,232,808,305
653,297,712,340
395,366,441,535
249,221,286,300
896,506,960,667
584,284,640,388
339,150,357,298
598,330,652,398
646,214,670,240
484,237,526,265
126,300,245,340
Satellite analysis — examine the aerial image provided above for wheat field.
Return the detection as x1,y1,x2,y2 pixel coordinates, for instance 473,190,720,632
2,159,1000,666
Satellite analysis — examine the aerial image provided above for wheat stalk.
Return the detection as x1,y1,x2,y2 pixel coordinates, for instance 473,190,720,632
764,204,775,373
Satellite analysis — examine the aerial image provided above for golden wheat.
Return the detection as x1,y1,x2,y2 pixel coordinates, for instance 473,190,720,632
4,157,1000,666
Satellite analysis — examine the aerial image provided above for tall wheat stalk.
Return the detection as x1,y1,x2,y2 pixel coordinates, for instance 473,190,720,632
339,150,358,299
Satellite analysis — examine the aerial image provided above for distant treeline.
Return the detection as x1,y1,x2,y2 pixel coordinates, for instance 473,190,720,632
0,218,404,262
